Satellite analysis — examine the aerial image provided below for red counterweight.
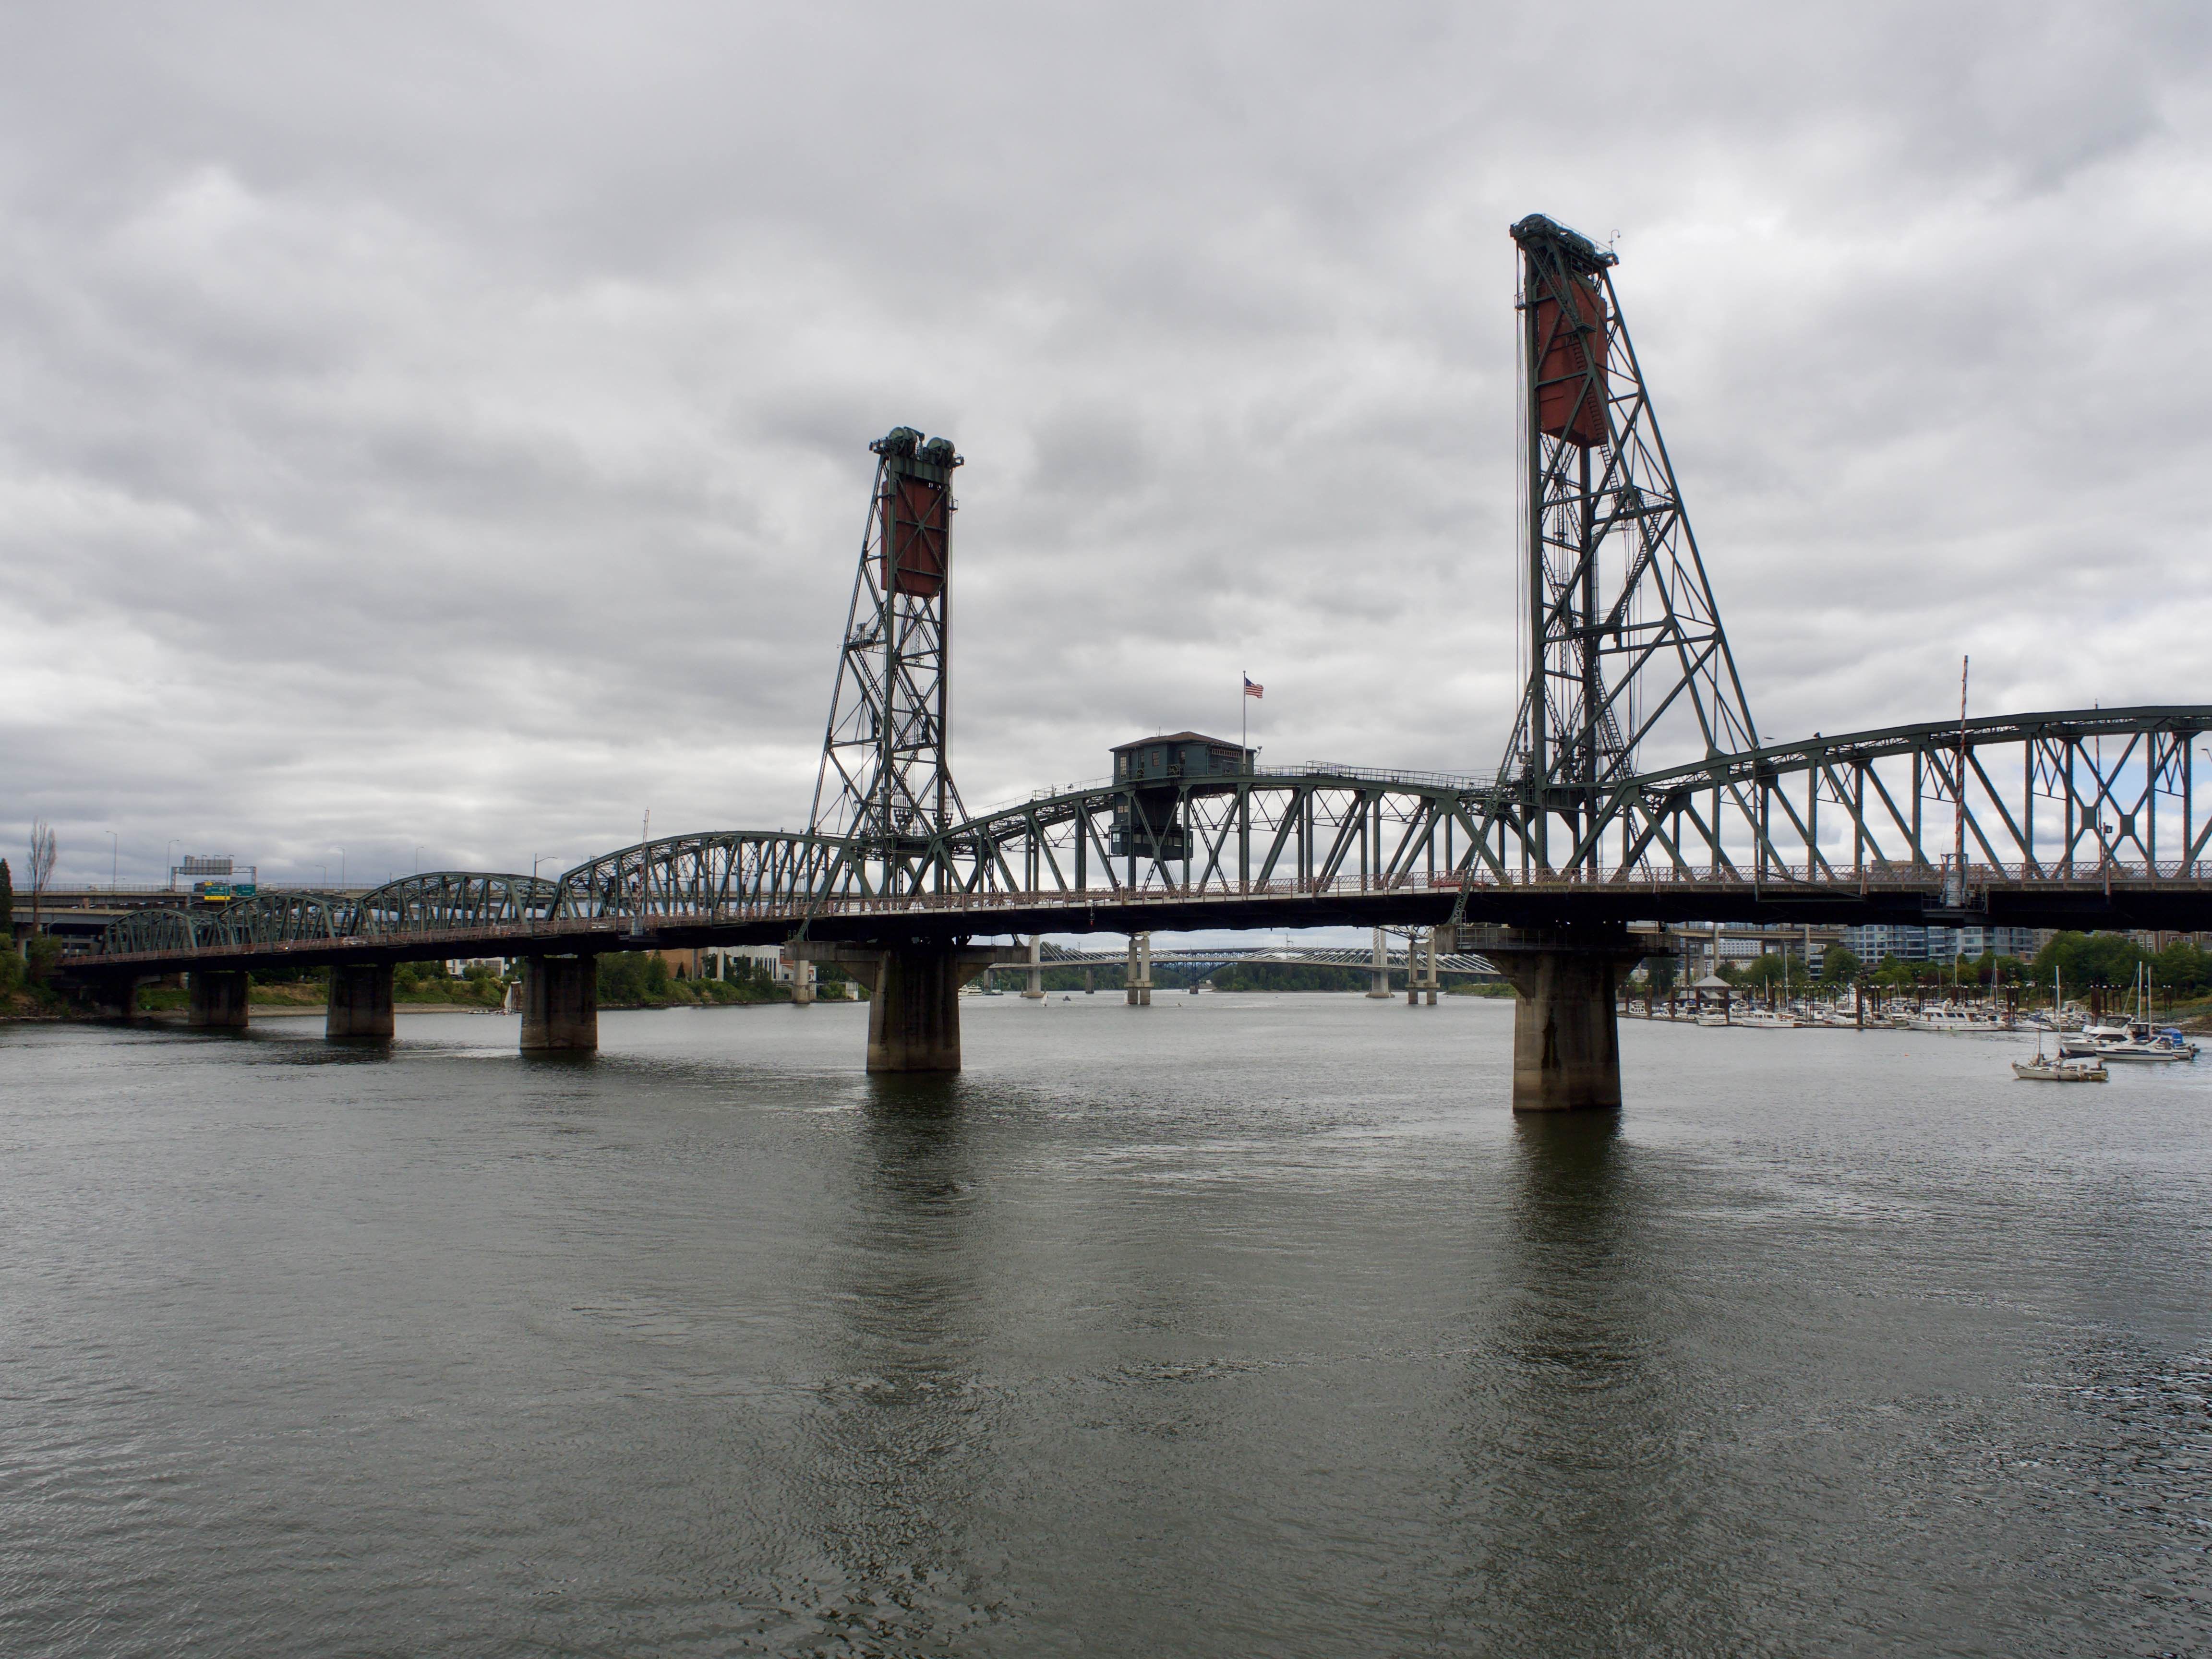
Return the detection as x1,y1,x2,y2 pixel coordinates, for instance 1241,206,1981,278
882,475,949,597
1532,276,1608,448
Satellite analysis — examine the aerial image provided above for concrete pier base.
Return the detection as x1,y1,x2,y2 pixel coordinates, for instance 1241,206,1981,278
1022,934,1046,999
325,962,395,1039
1473,926,1645,1113
793,940,1025,1073
521,955,598,1051
189,969,250,1029
866,946,966,1071
1366,927,1393,998
80,975,144,1020
1125,933,1152,1006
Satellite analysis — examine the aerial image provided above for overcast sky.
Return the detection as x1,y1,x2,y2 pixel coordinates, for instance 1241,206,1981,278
4,0,2209,890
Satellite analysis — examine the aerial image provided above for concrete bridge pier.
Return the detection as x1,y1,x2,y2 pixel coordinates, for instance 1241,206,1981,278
1469,926,1646,1112
520,954,598,1051
189,969,250,1029
80,975,146,1020
1125,933,1152,1005
1023,934,1046,999
867,946,965,1070
1367,928,1393,998
792,940,1024,1072
325,963,395,1039
1409,929,1440,1006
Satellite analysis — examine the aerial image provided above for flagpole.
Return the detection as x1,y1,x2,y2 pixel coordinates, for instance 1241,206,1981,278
1241,671,1247,759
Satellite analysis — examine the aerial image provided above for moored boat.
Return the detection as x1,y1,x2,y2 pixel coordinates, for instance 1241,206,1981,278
2012,968,2108,1080
1908,1004,2003,1034
2012,1055,2108,1082
2069,966,2200,1062
1734,1008,1798,1029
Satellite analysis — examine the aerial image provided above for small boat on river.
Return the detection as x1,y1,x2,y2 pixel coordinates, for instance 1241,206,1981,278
2012,1054,2108,1082
2013,972,2106,1079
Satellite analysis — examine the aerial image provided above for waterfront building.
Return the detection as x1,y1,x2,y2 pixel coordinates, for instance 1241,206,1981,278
1841,924,2043,964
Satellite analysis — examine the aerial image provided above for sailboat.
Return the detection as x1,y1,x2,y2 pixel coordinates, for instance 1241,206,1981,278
2082,963,2198,1063
2013,968,2107,1081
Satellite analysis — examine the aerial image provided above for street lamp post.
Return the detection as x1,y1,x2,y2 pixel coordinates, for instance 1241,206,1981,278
108,831,118,893
165,839,178,891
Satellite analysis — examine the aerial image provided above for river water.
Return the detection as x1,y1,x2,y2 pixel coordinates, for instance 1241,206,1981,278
2,994,2207,1657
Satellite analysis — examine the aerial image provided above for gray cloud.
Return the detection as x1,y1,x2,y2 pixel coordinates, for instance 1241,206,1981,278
3,0,2209,887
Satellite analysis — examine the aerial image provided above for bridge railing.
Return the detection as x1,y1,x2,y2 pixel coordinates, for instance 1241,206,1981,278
87,854,2212,966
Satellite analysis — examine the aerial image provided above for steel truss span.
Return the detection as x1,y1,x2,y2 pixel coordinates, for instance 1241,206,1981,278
93,705,2212,970
99,872,563,957
935,707,2212,910
552,832,863,923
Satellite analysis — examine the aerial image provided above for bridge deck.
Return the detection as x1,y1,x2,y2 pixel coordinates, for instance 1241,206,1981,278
72,864,2212,979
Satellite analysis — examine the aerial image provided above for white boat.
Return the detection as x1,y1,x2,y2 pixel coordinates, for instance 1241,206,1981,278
2012,1055,2108,1082
1733,1008,1798,1029
2013,971,2107,1079
2060,1017,2133,1055
1695,1011,1732,1028
1908,1004,2003,1034
2094,1035,2195,1063
2067,966,2200,1062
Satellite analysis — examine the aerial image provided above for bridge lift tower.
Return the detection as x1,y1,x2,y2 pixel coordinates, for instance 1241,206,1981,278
803,426,1019,1068
1503,212,1757,875
1477,214,1761,1108
810,425,970,893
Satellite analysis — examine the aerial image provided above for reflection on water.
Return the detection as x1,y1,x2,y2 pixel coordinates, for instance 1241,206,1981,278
789,1076,1008,1651
1504,1112,1635,1383
1,999,2209,1657
1443,1113,1752,1651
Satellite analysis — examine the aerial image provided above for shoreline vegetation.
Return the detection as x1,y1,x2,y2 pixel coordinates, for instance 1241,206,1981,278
4,952,822,1021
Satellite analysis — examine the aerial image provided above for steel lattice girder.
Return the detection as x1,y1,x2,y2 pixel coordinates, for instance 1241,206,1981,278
88,705,2212,971
929,769,1481,897
356,872,562,934
1576,705,2212,887
910,706,2212,902
98,875,558,957
552,831,874,920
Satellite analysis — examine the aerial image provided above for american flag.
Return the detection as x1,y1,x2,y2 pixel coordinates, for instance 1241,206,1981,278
1243,675,1263,699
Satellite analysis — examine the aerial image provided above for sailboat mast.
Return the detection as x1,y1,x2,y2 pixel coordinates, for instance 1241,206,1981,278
1953,655,1970,900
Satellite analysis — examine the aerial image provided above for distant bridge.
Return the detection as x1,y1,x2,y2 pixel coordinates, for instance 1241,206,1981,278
992,940,1503,979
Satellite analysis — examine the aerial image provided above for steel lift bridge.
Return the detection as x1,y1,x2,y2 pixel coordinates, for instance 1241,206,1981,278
79,214,2212,1108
